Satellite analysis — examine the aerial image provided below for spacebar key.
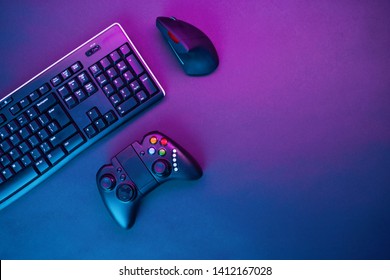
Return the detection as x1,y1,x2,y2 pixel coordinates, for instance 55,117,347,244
0,166,39,202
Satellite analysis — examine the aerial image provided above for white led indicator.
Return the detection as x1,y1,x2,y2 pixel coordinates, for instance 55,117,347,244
174,167,179,172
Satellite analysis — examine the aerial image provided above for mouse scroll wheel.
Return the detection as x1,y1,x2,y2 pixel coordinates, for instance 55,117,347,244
168,31,180,44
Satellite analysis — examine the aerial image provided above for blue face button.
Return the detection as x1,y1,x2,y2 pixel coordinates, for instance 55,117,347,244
148,147,156,155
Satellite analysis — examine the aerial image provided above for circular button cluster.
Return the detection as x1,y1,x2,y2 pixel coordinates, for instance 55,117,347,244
116,184,136,202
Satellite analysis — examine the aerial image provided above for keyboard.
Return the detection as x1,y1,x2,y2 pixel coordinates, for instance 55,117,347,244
0,23,165,209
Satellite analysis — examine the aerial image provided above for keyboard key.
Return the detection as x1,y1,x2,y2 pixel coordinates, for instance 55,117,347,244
74,89,87,102
113,77,124,90
36,94,57,113
50,75,62,87
1,155,11,167
47,122,59,134
47,105,70,128
29,91,40,101
140,74,157,95
37,128,50,141
109,94,122,106
77,72,89,85
64,95,77,109
0,166,38,199
110,51,121,63
70,62,82,73
63,133,84,153
0,97,13,108
61,69,71,80
119,44,131,56
18,142,30,154
47,147,65,165
84,124,97,139
106,67,118,80
103,84,115,96
9,104,21,115
100,57,111,70
123,71,134,83
28,135,40,147
9,148,21,161
38,83,51,95
30,148,42,161
9,134,22,146
96,74,108,87
20,155,32,167
26,107,39,120
49,124,77,147
130,80,141,92
103,111,117,125
19,127,31,139
2,167,13,180
126,54,144,76
116,97,138,117
119,87,132,100
19,97,30,109
116,60,127,73
8,120,20,133
35,158,49,173
57,85,70,98
0,140,12,152
94,118,106,132
11,161,22,173
17,114,29,126
38,114,50,126
29,120,40,133
68,79,79,92
40,142,51,154
89,64,102,76
84,82,97,95
0,127,10,140
87,107,101,121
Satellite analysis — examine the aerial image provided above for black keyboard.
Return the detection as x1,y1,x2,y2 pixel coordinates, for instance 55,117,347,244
0,23,165,209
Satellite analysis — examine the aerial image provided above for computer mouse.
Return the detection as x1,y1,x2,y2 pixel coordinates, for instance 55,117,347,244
156,16,219,76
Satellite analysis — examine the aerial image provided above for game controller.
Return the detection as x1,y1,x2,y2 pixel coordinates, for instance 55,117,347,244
96,131,202,229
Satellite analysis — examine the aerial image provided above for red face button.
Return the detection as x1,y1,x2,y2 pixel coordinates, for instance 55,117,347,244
160,138,168,146
150,136,158,145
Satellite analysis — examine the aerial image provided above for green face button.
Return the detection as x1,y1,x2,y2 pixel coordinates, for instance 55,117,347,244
158,148,166,156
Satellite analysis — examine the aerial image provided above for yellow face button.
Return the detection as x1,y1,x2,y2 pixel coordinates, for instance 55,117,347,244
158,148,166,156
150,136,158,145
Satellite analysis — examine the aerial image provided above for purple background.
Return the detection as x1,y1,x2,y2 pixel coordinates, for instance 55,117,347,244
0,0,390,259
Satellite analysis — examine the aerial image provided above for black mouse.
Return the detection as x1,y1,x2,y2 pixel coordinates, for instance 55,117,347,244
156,16,219,76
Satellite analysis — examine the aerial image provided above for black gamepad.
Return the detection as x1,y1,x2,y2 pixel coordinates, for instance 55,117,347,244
96,131,202,229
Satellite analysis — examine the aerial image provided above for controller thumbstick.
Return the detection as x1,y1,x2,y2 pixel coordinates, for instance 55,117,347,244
116,184,136,202
152,159,172,177
99,174,116,191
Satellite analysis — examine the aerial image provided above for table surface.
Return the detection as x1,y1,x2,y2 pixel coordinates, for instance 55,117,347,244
0,0,389,260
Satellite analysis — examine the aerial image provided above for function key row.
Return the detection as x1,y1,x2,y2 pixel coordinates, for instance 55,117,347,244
50,61,83,87
56,71,97,109
8,83,51,116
